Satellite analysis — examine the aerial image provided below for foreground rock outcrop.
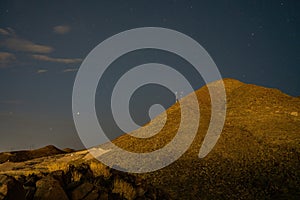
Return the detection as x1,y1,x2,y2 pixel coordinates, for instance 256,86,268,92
0,163,170,200
0,174,25,200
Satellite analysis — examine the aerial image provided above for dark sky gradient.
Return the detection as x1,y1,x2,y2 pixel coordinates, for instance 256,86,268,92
0,0,299,152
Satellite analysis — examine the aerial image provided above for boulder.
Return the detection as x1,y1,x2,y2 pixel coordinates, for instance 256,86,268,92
82,189,99,200
24,186,36,200
66,164,94,184
24,173,40,187
290,111,298,117
71,182,94,200
50,170,65,187
0,174,25,200
98,192,109,200
33,175,69,200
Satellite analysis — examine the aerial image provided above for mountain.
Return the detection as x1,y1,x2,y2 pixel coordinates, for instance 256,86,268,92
0,78,299,199
0,145,67,164
99,78,300,199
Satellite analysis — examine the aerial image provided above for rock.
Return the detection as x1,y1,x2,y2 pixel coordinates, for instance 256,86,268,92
98,192,109,200
145,187,157,200
136,186,146,197
82,189,99,200
17,175,27,185
66,181,82,191
66,164,94,184
112,179,136,200
0,174,25,200
50,170,65,187
33,175,69,200
290,111,298,117
24,186,36,200
24,173,40,187
108,193,123,200
71,182,94,200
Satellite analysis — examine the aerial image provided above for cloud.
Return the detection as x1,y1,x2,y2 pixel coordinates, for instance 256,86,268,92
0,27,52,53
1,38,53,53
0,52,16,68
63,68,78,73
32,54,82,64
0,27,15,36
53,25,71,34
0,27,80,72
0,28,10,36
36,69,48,74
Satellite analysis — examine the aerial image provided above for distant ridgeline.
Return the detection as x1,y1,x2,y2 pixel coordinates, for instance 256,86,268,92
0,145,74,164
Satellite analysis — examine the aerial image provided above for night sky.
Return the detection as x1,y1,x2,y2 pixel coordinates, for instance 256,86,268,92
0,0,299,152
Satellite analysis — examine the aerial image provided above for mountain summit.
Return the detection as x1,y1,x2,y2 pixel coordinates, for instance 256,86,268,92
100,78,300,199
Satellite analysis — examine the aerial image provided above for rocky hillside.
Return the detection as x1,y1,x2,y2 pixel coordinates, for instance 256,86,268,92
101,78,300,199
0,78,299,199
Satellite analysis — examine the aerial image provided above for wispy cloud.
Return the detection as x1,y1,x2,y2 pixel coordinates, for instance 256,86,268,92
32,54,82,64
0,27,53,54
53,25,71,35
36,69,48,74
1,38,53,53
0,27,80,71
63,68,78,73
0,27,15,36
0,52,16,68
0,28,10,36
